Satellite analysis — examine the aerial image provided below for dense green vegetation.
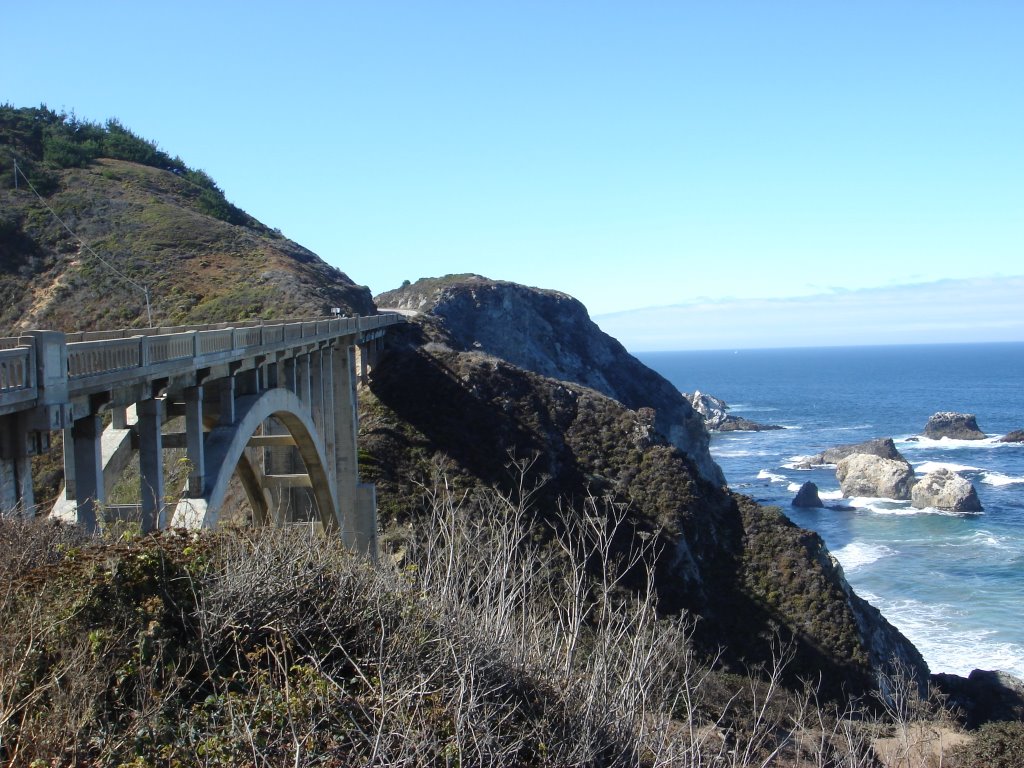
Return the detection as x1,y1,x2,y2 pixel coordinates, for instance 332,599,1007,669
0,105,249,226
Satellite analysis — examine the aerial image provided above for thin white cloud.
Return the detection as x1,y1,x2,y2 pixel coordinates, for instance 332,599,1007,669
595,277,1024,351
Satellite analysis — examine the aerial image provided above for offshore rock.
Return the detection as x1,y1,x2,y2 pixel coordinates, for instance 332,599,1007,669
792,481,824,508
836,454,916,500
683,391,783,432
796,437,906,468
999,429,1024,443
377,275,725,485
932,669,1024,728
911,468,982,512
923,412,986,440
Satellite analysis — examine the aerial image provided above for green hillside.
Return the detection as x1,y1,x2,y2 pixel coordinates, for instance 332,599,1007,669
0,105,373,332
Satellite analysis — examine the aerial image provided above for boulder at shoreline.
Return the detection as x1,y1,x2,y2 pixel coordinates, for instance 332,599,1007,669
911,468,982,512
795,437,906,468
836,454,916,500
999,429,1024,443
923,412,986,440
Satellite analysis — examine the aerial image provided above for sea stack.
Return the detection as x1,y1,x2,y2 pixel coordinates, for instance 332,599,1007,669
792,481,824,508
923,412,986,440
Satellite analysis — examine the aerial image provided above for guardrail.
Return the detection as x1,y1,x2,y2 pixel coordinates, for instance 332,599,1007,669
23,313,404,386
0,314,402,412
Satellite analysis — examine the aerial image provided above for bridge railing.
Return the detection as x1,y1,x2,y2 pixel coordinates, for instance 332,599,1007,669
58,314,402,383
0,314,403,403
68,338,141,379
0,346,35,396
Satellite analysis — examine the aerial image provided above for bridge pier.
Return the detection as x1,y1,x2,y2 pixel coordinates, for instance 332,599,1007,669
71,412,105,533
0,413,35,516
184,385,205,499
138,397,165,532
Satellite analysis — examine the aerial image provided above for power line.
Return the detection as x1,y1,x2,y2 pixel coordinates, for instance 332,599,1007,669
11,158,153,326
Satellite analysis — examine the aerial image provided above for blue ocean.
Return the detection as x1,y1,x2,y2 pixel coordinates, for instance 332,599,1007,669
639,342,1024,679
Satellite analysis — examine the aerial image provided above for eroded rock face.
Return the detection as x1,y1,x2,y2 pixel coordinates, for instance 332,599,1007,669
377,276,725,485
836,454,916,500
685,390,731,430
999,430,1024,443
923,412,986,440
911,468,982,512
792,481,824,508
796,437,905,468
683,391,783,432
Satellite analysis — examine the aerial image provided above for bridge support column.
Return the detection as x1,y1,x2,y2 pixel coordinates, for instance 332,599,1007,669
62,427,76,500
138,398,165,531
282,356,297,394
0,413,35,516
71,413,104,533
297,352,311,404
219,376,236,425
310,348,324,437
321,346,336,471
111,405,128,430
185,386,205,498
332,342,376,558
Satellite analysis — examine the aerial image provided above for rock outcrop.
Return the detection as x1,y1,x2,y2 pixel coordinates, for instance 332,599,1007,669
377,276,725,485
796,437,906,468
683,391,783,432
923,412,986,440
836,454,916,500
792,481,824,508
999,430,1024,443
911,468,983,512
932,669,1024,728
366,276,929,699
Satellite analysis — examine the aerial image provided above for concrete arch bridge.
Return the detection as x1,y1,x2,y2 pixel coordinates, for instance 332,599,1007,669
0,315,402,555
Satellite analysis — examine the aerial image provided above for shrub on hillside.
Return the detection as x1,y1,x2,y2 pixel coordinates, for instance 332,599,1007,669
950,721,1024,768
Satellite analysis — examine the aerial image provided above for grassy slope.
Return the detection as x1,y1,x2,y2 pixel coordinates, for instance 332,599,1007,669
0,157,373,333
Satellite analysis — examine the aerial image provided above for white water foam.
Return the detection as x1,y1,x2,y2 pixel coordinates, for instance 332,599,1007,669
713,448,772,459
966,530,1008,549
914,460,980,474
844,497,979,517
787,482,803,492
757,469,787,483
832,542,895,571
859,591,1024,679
982,471,1024,486
782,455,815,470
903,435,1003,450
819,489,844,500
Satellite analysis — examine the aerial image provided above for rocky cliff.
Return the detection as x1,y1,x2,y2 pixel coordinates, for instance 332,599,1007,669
367,275,927,698
377,275,724,486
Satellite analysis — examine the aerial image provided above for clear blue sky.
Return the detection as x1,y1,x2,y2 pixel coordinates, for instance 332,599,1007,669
5,2,1022,350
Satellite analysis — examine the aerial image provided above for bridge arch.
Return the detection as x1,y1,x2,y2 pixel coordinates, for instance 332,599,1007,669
172,388,339,531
